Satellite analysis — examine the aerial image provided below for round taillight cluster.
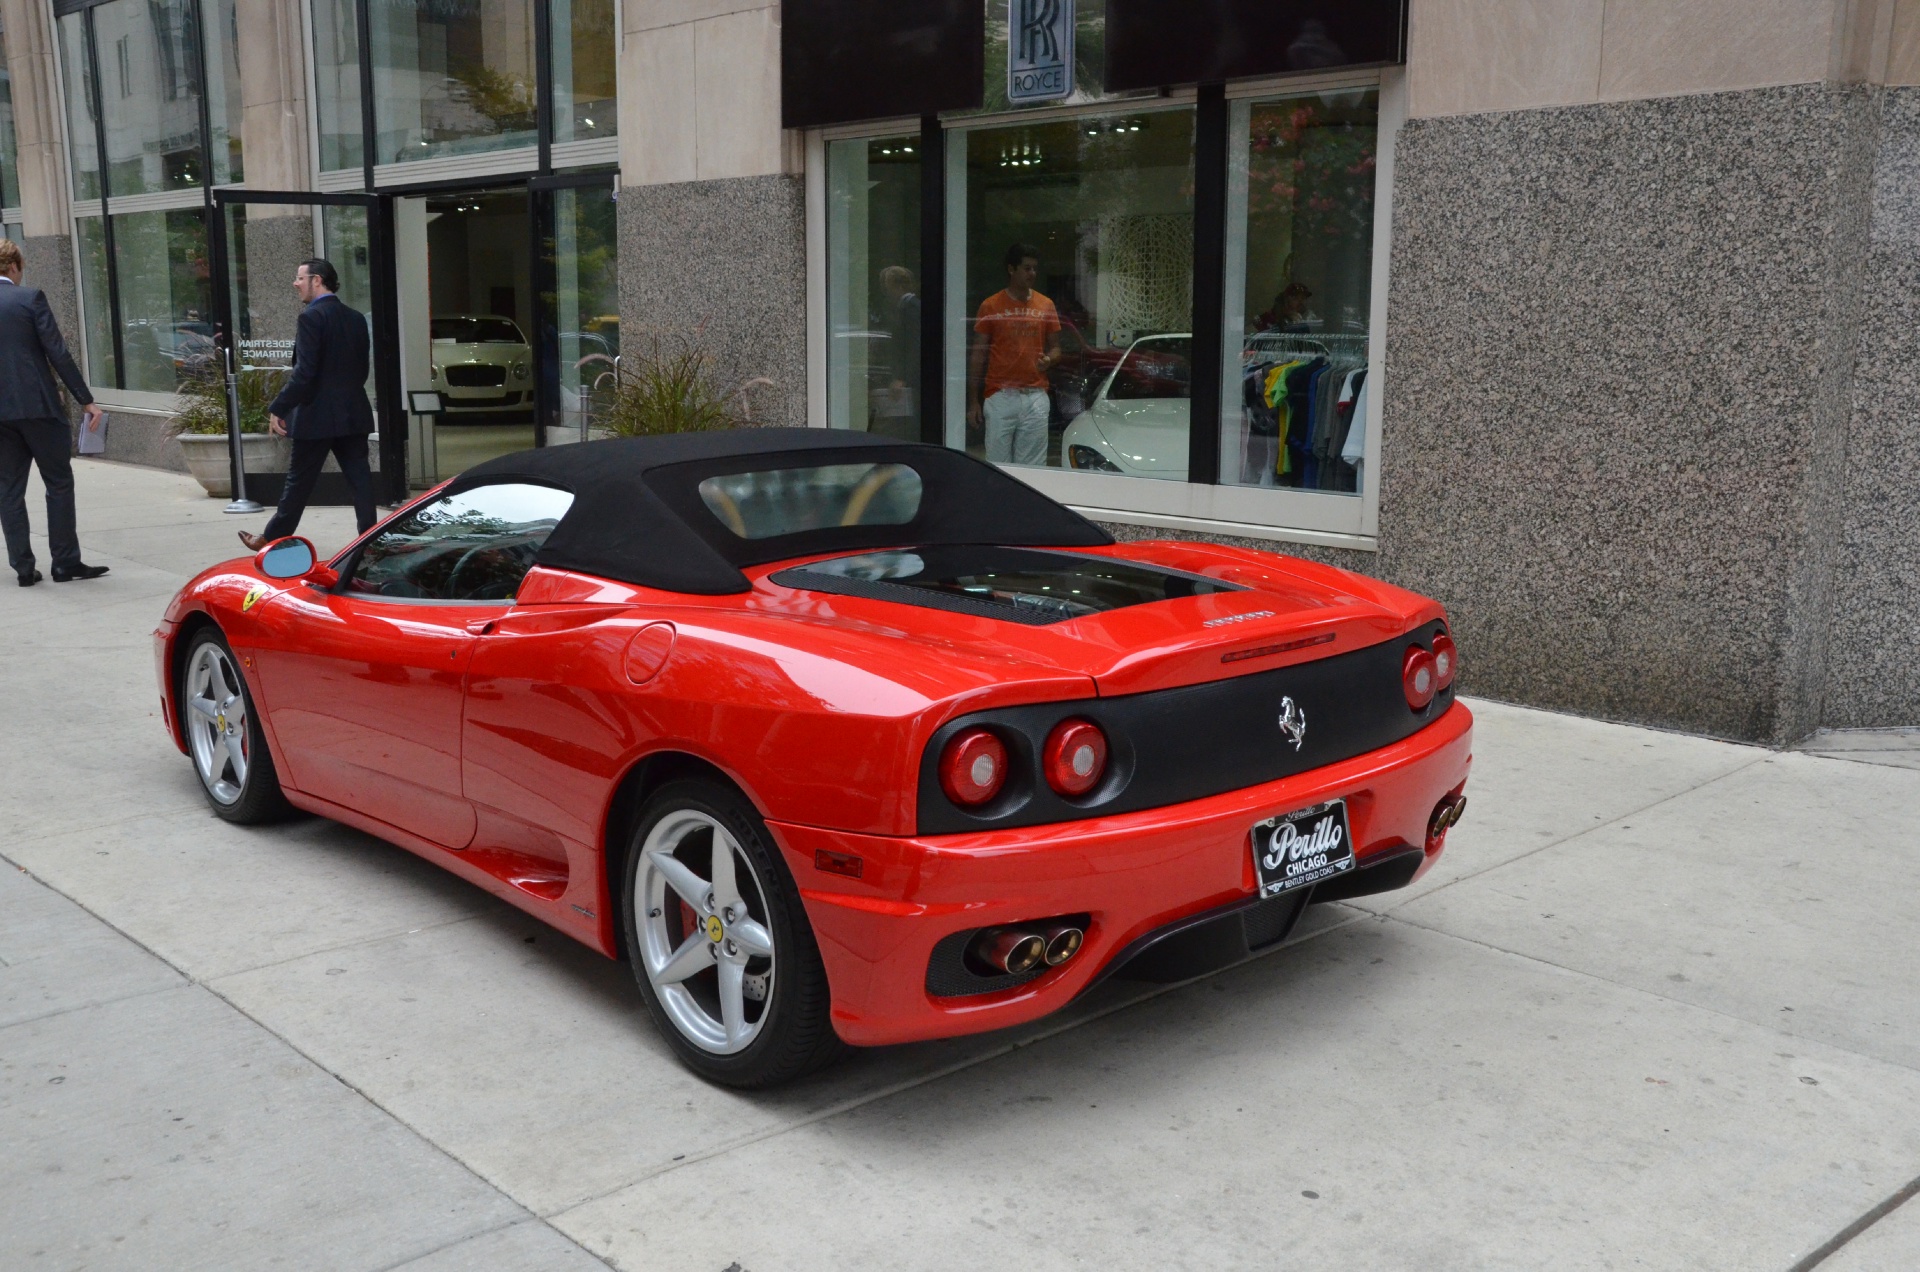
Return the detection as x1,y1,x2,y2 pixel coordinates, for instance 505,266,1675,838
1433,633,1458,690
1042,719,1109,797
1402,630,1459,711
1402,645,1438,710
939,728,1008,806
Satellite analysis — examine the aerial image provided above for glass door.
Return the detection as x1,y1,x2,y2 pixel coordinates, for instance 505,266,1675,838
210,190,405,504
532,173,620,446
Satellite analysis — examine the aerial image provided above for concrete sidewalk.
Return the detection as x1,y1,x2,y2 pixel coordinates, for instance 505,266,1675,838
2,459,1917,1271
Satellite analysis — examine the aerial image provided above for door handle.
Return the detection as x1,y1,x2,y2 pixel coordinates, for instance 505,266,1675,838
466,618,496,635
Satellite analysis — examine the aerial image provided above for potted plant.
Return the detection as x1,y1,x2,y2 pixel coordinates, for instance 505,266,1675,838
169,365,291,497
596,333,772,439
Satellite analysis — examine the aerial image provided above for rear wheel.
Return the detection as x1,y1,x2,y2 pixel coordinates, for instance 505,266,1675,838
181,628,292,824
621,779,843,1087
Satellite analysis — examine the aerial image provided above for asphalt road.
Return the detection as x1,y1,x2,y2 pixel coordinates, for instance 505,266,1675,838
3,459,1917,1271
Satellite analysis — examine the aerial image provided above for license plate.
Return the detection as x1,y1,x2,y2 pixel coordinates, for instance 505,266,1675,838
1252,800,1355,897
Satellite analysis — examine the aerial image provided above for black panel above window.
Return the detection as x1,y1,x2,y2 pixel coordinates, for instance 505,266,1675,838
782,0,984,129
1105,0,1406,91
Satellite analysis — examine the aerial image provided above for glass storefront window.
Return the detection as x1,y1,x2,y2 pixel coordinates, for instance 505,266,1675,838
547,184,619,442
312,0,364,172
1221,89,1379,493
550,0,616,145
826,134,922,442
74,216,115,384
371,0,538,163
205,0,245,184
92,0,205,194
1,13,19,211
112,207,213,392
58,13,102,202
949,108,1195,476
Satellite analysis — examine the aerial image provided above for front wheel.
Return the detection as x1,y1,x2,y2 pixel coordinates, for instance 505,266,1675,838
621,779,843,1087
180,628,292,824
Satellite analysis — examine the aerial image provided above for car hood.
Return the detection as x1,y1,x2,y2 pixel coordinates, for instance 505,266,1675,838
432,343,529,364
1084,401,1189,475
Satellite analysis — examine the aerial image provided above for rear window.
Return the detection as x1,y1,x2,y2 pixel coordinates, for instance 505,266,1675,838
781,545,1243,624
431,317,526,344
698,462,922,540
1106,336,1193,401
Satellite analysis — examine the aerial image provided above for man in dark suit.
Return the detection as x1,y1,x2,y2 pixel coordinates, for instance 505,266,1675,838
0,238,109,586
238,258,377,550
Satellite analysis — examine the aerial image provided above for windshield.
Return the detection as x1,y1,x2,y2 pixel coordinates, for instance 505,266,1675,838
782,546,1242,624
698,463,923,539
1105,336,1192,401
431,317,526,344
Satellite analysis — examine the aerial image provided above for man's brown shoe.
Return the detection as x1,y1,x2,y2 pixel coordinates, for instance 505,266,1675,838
238,531,269,552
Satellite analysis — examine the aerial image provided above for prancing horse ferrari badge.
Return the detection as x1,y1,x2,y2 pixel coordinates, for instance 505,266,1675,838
241,585,267,612
1277,696,1307,752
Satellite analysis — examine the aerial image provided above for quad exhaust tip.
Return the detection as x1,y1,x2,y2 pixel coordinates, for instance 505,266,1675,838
972,922,1088,975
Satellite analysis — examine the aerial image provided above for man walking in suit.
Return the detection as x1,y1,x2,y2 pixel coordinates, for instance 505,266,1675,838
0,238,109,586
238,258,377,551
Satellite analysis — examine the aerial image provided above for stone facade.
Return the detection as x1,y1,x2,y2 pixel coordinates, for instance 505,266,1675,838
1374,83,1892,744
1827,86,1920,726
616,174,808,429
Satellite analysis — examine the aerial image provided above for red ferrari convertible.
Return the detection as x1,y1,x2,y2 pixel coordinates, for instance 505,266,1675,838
156,429,1471,1087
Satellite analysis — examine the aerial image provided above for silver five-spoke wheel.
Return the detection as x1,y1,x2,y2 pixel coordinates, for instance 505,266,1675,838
636,809,777,1054
186,640,250,805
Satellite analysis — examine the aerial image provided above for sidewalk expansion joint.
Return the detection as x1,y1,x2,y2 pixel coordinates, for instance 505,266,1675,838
1787,1169,1920,1271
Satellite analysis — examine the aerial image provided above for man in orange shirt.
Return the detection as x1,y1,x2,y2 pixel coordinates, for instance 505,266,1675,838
967,243,1061,466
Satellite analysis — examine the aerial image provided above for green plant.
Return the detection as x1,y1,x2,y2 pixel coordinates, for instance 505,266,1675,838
169,365,286,436
598,335,750,438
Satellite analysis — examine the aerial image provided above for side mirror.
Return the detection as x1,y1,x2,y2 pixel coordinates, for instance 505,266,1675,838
254,537,338,587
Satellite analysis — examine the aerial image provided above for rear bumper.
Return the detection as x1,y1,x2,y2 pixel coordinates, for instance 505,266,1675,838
771,700,1473,1047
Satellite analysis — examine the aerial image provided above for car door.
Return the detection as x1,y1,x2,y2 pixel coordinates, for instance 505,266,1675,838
253,481,575,848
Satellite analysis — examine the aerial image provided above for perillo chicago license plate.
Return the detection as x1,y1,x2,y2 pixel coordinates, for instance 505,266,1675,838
1252,799,1355,897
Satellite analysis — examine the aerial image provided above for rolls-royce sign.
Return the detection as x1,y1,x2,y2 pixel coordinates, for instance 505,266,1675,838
1007,0,1074,103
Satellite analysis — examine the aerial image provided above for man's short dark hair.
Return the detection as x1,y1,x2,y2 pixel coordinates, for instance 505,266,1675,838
1003,243,1040,271
299,258,339,292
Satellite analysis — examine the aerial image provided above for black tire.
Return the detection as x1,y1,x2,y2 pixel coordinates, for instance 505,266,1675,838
179,627,294,824
621,778,845,1088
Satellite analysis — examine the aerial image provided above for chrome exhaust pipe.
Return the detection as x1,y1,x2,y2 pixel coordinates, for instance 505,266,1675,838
973,928,1047,976
1041,925,1084,966
1447,796,1467,828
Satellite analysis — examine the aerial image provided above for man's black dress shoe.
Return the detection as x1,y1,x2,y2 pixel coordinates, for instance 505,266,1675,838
17,569,41,587
51,563,109,582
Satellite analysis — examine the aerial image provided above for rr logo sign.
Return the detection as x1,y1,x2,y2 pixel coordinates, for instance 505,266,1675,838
1008,0,1074,104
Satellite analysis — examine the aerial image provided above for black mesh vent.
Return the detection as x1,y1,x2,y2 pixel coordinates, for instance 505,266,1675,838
1241,891,1309,951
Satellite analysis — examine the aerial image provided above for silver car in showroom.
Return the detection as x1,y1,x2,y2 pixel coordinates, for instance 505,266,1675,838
431,315,534,420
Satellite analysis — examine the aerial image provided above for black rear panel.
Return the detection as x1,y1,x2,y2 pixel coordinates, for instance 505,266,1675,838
916,622,1453,834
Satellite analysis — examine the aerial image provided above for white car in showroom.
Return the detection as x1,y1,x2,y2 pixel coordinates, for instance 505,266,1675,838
1059,333,1192,481
430,315,534,420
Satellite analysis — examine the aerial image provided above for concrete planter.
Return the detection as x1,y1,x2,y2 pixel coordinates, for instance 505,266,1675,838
175,432,292,498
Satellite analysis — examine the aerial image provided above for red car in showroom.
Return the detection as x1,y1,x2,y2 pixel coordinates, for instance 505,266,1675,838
156,429,1471,1087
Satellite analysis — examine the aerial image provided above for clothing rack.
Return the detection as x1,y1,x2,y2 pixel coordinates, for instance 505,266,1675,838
1237,329,1370,492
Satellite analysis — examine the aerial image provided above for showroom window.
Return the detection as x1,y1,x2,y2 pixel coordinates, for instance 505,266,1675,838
56,0,239,394
368,0,538,164
313,0,618,175
1,12,19,215
945,106,1196,475
1221,88,1379,494
815,73,1397,546
825,132,923,442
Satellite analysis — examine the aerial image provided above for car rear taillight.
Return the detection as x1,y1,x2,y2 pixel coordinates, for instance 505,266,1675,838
1402,645,1438,711
1042,719,1108,797
1432,633,1458,691
940,728,1008,806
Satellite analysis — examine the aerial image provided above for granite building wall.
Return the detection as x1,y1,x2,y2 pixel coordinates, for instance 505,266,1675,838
1827,87,1920,727
616,174,808,429
1373,84,1881,745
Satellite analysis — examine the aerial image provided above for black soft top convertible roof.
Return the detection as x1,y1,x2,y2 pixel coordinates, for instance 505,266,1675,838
445,428,1113,595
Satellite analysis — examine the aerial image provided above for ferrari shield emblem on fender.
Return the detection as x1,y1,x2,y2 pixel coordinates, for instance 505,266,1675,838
1277,697,1307,752
242,586,267,612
